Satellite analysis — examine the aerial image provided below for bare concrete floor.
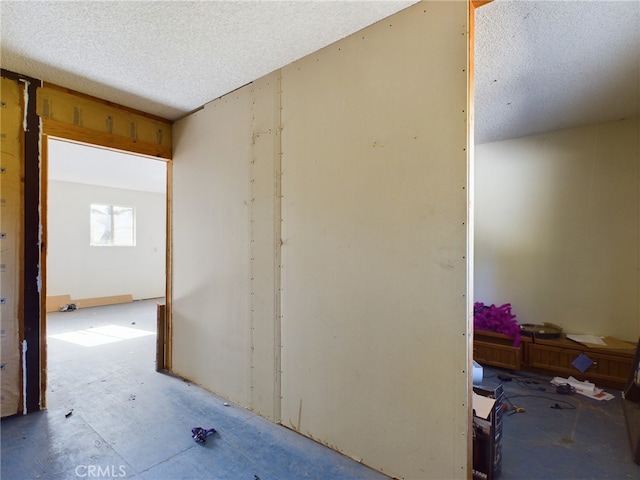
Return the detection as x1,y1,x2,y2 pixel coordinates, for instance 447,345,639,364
479,365,639,479
2,299,389,480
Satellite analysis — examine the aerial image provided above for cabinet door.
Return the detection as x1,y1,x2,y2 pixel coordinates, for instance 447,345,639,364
473,341,521,370
527,343,633,389
527,344,584,375
589,352,633,385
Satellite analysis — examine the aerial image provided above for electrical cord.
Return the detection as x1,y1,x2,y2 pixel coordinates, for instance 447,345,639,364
505,393,576,410
480,366,577,409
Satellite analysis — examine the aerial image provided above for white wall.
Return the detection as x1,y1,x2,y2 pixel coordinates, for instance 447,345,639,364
475,117,640,342
47,180,166,300
171,2,470,479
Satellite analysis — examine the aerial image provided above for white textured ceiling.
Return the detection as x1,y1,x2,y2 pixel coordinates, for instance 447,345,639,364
474,0,640,144
1,0,417,120
1,0,639,152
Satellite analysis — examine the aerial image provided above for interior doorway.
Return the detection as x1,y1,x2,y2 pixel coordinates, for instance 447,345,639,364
44,138,167,410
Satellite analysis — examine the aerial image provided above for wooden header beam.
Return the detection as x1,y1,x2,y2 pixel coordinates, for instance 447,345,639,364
37,84,172,159
471,0,493,8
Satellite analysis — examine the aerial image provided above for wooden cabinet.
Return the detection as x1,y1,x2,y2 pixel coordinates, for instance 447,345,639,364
526,336,634,390
473,331,635,390
473,330,527,371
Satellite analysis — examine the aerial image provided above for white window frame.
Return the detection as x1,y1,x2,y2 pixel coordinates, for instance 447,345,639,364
90,203,136,246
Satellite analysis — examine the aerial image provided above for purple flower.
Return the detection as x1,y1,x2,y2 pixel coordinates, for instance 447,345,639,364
474,302,521,347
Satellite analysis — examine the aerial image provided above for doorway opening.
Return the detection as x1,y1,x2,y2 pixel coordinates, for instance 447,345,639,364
44,138,167,411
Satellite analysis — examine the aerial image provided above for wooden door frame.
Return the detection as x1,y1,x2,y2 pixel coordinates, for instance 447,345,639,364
39,86,173,408
468,1,492,477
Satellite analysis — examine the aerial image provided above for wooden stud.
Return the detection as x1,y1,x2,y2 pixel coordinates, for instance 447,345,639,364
156,303,166,372
164,160,173,371
40,136,49,408
42,119,171,160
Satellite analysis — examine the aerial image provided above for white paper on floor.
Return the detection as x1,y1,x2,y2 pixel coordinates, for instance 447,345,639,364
550,376,615,401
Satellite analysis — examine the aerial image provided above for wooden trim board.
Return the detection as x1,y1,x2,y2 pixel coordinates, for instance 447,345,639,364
46,295,71,313
156,303,166,371
41,119,171,159
46,294,133,312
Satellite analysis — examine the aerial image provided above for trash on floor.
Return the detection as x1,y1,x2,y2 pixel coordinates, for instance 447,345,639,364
59,303,77,312
551,376,614,401
507,406,525,416
191,427,217,444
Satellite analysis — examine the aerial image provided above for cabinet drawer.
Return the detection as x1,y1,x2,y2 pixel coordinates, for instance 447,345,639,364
527,344,588,374
589,353,633,383
527,342,633,389
474,340,522,370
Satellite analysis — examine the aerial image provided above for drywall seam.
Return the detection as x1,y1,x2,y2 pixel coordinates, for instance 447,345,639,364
248,72,282,421
273,71,283,424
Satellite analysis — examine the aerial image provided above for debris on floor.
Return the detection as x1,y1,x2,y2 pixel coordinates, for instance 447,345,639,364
59,303,77,312
191,427,217,444
551,376,614,401
65,410,73,418
507,406,525,416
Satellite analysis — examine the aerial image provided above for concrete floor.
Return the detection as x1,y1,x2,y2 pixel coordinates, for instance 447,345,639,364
1,299,389,480
480,366,640,479
2,299,639,479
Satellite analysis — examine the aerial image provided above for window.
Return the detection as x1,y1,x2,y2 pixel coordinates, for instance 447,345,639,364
90,204,135,246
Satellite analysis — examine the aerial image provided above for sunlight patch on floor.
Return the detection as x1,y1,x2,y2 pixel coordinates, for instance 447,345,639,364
49,324,155,347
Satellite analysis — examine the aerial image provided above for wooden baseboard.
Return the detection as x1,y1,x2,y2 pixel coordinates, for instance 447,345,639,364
46,294,133,312
46,295,71,312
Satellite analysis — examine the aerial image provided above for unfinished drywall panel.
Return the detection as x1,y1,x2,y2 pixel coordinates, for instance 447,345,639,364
172,71,282,417
475,118,640,342
1,76,24,417
247,73,282,421
171,88,254,406
280,2,469,479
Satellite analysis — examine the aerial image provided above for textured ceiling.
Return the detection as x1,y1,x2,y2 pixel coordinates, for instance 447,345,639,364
474,0,640,144
1,0,417,121
1,0,639,149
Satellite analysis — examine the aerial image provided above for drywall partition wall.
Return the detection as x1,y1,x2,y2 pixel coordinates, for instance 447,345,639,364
172,74,282,413
475,118,640,342
171,73,281,416
247,75,283,420
0,76,24,417
280,2,469,479
171,1,469,477
47,180,166,301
